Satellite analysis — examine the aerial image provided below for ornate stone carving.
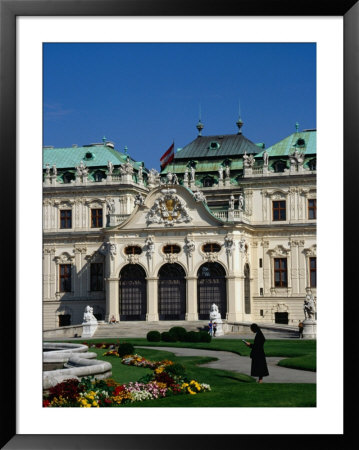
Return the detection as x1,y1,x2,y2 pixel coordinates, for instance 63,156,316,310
268,245,290,257
243,152,255,168
263,150,269,167
127,254,140,264
54,252,74,264
238,192,244,211
164,253,178,264
134,193,145,206
119,161,134,175
239,239,246,253
184,236,195,257
148,169,160,187
224,234,234,255
289,148,305,167
107,160,114,175
204,252,219,262
145,236,155,257
193,190,207,203
146,189,191,226
106,198,115,214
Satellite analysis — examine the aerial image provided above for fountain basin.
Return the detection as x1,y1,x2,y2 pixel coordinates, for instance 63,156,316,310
43,342,112,391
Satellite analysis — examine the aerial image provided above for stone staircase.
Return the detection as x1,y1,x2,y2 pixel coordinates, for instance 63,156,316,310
94,320,209,338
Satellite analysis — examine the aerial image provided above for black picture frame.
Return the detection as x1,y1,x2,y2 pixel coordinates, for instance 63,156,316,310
1,0,356,448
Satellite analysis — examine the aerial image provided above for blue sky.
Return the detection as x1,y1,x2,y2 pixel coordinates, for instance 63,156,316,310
43,43,316,170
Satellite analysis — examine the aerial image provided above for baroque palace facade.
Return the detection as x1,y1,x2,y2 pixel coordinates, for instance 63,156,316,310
43,121,316,330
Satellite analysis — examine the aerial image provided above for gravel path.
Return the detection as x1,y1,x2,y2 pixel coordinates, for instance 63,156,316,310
137,346,316,384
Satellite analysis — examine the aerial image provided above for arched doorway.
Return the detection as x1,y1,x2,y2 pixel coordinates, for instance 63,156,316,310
119,264,147,321
197,263,227,320
244,263,251,314
158,263,186,320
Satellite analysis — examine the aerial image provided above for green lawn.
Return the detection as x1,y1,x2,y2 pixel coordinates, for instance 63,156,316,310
81,337,316,371
89,346,316,407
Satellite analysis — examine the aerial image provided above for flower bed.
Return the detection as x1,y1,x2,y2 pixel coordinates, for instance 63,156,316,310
43,353,211,407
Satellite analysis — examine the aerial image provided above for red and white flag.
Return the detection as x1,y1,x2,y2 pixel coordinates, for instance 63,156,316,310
160,142,175,169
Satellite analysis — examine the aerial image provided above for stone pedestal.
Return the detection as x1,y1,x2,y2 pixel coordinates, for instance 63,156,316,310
212,319,224,336
82,320,98,338
302,319,316,339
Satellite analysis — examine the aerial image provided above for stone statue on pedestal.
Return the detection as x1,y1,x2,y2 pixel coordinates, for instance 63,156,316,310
82,305,98,338
209,303,224,336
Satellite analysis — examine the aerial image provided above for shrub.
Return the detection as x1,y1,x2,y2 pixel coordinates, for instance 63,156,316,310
165,363,186,377
168,326,187,341
147,331,161,342
117,342,135,357
199,331,212,343
184,331,201,343
161,331,177,342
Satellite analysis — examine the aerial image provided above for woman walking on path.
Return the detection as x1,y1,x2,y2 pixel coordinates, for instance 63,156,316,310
244,323,269,383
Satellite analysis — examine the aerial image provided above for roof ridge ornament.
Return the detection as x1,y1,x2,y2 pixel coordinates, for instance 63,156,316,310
236,100,244,134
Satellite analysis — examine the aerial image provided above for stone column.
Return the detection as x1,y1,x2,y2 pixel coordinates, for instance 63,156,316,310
186,276,198,320
226,275,243,322
105,278,119,322
146,277,159,321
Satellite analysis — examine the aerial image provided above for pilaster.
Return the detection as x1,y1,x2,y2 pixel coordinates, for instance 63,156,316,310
186,276,198,320
146,277,159,321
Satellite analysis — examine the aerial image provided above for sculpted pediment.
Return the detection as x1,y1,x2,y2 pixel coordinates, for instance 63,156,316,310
111,185,223,231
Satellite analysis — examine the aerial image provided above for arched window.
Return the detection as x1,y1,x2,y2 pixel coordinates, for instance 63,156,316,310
158,263,186,320
62,172,75,184
197,262,227,320
308,158,316,171
93,170,106,182
119,264,147,321
202,177,214,187
273,161,287,173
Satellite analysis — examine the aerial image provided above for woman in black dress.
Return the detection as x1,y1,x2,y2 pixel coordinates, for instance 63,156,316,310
244,323,269,383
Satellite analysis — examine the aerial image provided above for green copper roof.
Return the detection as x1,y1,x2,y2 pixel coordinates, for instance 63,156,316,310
43,145,143,170
256,129,316,158
174,133,259,160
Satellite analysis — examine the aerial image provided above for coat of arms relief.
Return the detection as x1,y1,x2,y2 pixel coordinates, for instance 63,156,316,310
146,189,191,226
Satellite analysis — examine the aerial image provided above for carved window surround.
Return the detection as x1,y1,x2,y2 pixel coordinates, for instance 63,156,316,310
262,189,289,223
267,245,292,295
54,252,75,296
303,245,317,293
200,241,223,262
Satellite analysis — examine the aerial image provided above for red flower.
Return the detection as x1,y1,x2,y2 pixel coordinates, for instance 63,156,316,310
113,385,126,395
43,399,51,407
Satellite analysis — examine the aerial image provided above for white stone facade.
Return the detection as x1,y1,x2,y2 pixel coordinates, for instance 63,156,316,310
43,172,316,329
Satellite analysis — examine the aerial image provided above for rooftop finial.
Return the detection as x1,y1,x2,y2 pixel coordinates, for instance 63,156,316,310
124,145,128,154
196,103,204,136
102,135,107,143
236,99,243,134
295,122,299,132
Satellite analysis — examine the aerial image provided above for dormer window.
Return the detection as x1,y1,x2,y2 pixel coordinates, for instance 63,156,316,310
84,151,94,160
209,141,220,150
296,138,305,147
